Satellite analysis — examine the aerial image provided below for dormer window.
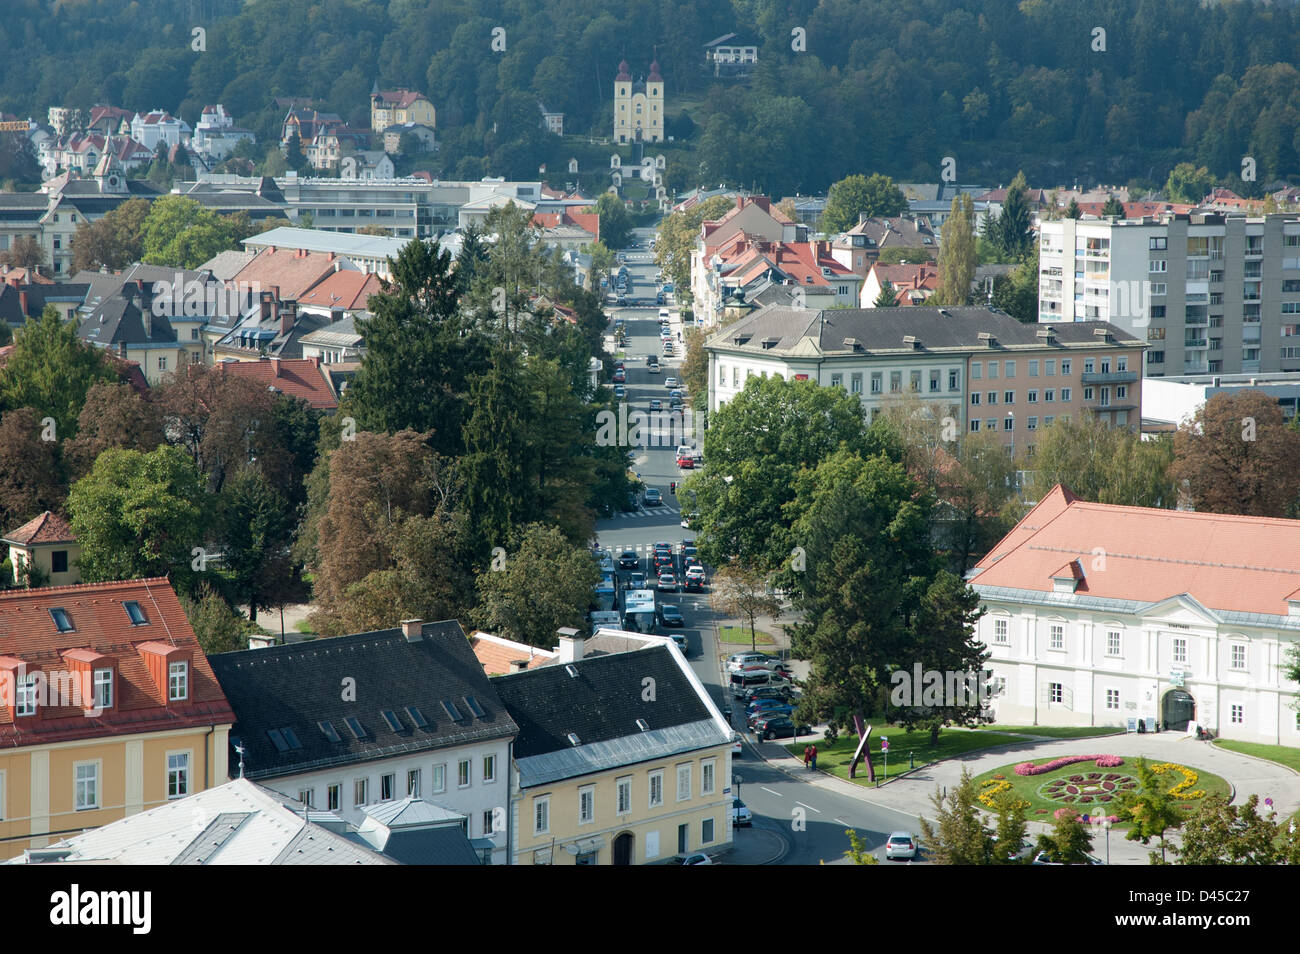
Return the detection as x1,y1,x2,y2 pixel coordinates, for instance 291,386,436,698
124,601,147,625
168,661,189,701
93,668,113,709
50,608,74,633
16,673,38,716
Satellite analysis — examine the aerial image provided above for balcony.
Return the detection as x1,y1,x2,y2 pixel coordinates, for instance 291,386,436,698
1184,338,1209,349
1080,370,1138,385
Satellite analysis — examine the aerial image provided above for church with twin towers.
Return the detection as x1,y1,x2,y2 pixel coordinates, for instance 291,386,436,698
613,54,664,144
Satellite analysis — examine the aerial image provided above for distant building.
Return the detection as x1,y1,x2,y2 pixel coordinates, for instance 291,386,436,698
2,511,80,586
613,57,664,144
191,104,256,161
539,104,563,136
129,110,191,151
369,87,436,134
703,32,759,76
381,122,436,155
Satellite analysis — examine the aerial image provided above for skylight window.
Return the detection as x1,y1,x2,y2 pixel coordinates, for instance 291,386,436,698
405,706,428,728
440,700,463,721
344,716,367,739
123,600,147,625
636,718,650,732
267,729,289,752
318,720,342,743
463,696,485,718
567,732,581,746
281,727,302,750
381,709,404,732
50,608,74,633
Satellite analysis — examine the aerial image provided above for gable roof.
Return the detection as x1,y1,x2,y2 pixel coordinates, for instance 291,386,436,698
0,578,235,743
469,631,557,675
11,778,392,865
3,511,75,546
970,484,1300,620
296,270,383,312
217,356,339,410
207,620,518,781
491,643,729,787
229,247,342,301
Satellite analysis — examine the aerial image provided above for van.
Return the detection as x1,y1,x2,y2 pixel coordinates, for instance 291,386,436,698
730,669,785,697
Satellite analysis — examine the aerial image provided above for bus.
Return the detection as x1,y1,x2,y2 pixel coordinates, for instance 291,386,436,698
622,589,657,633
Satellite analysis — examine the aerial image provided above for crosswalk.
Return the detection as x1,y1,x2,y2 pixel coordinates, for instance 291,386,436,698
608,505,680,519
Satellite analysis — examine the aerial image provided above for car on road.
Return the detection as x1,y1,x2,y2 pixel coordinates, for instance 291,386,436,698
731,733,743,757
656,572,678,592
676,451,695,468
647,358,660,373
612,369,625,384
619,550,639,569
885,832,919,861
660,327,672,339
681,542,698,561
659,308,671,319
743,685,794,705
1032,852,1105,866
747,707,794,730
673,852,713,865
683,568,706,591
727,652,775,673
746,698,794,718
664,377,678,389
643,488,662,506
658,605,685,627
648,398,663,412
613,383,625,399
751,715,811,740
732,798,753,827
667,633,688,653
628,571,647,589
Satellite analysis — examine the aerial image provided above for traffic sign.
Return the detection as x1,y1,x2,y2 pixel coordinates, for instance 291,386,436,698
881,737,889,751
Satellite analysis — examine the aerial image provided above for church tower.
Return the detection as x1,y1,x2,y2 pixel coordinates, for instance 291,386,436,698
613,55,664,144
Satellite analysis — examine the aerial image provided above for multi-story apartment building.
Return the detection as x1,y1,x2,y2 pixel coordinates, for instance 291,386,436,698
970,485,1300,745
0,578,235,859
1039,212,1300,376
706,305,1146,457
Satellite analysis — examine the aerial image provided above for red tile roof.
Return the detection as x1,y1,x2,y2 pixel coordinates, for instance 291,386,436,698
0,578,235,743
532,209,600,241
373,90,429,108
296,271,383,312
218,356,339,410
231,248,342,301
4,511,75,546
972,485,1300,617
469,632,556,676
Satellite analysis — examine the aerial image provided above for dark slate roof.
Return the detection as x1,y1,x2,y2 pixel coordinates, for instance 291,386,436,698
78,293,178,347
0,282,88,324
706,304,1145,357
208,620,519,781
492,645,713,760
364,825,482,866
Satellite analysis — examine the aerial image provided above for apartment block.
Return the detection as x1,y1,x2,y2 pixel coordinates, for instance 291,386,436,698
1040,212,1300,376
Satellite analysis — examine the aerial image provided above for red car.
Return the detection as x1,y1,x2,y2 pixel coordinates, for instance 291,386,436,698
612,369,626,384
676,453,695,468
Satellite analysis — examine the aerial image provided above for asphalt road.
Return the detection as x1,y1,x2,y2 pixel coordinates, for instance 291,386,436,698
593,235,930,864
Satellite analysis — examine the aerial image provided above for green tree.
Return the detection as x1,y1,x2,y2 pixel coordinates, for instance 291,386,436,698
1065,197,1083,219
140,196,259,270
842,828,880,865
1101,195,1125,217
0,305,115,439
474,522,600,648
218,464,296,623
1165,162,1217,204
873,279,899,307
1116,757,1183,863
680,327,708,397
821,173,907,235
66,445,208,593
71,197,151,272
710,562,780,652
593,193,633,250
875,247,930,265
931,194,975,306
992,792,1030,864
0,407,66,532
1035,807,1095,864
0,235,46,269
990,245,1040,322
1176,793,1290,865
919,769,994,865
284,132,308,172
993,171,1033,260
179,581,255,655
1033,415,1176,507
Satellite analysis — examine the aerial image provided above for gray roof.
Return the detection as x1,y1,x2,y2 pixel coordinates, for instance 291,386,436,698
243,226,413,260
705,304,1144,359
197,249,258,281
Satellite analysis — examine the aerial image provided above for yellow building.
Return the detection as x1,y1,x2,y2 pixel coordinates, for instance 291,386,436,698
493,633,734,864
0,578,234,860
370,88,436,134
3,512,80,587
614,58,665,145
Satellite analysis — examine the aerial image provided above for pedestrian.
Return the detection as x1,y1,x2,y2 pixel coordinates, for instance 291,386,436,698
810,744,818,772
803,745,812,769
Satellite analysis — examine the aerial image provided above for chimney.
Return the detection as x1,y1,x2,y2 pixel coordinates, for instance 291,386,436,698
400,619,423,642
18,290,28,316
280,299,295,337
259,290,272,321
509,658,530,672
270,356,281,378
556,627,584,663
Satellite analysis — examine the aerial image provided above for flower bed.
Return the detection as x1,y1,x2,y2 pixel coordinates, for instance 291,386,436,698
1014,755,1125,777
978,777,1031,810
1151,762,1206,799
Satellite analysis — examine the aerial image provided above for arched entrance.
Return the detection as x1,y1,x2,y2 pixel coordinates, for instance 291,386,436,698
1161,688,1196,731
612,831,634,866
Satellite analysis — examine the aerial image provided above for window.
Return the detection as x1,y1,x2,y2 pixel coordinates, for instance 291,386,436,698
972,362,982,380
380,773,395,800
432,763,446,794
649,770,664,807
93,668,113,709
298,788,314,808
1170,637,1188,665
1149,259,1167,273
408,768,422,797
458,759,471,787
871,372,882,394
1044,389,1055,402
1050,624,1064,650
971,392,981,406
1027,390,1038,403
534,796,550,834
1004,391,1014,405
1231,644,1247,670
1044,416,1055,426
354,778,368,806
929,370,940,392
702,817,715,844
986,419,996,431
1117,356,1127,372
617,776,632,814
1083,387,1094,401
1027,416,1038,430
158,357,166,372
1061,387,1072,402
948,369,960,391
483,755,496,783
483,810,496,837
1147,350,1164,364
1028,360,1039,377
850,373,862,394
1107,631,1122,656
1045,359,1056,376
969,420,980,432
167,752,190,799
987,392,997,405
1106,689,1120,710
168,661,188,701
994,619,1008,644
830,373,842,389
1004,361,1015,378
702,759,716,795
1149,283,1166,296
1231,704,1243,725
1084,358,1095,374
75,762,99,811
52,551,68,574
1149,237,1167,250
579,785,595,824
890,371,901,392
50,607,74,632
1003,417,1014,431
327,784,340,811
1049,683,1063,704
910,370,921,392
677,764,692,801
1117,385,1127,399
1060,359,1071,375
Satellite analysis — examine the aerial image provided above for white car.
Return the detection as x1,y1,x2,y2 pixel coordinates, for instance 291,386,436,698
731,733,743,757
884,831,918,860
659,308,671,319
727,652,774,673
674,852,713,865
732,797,753,826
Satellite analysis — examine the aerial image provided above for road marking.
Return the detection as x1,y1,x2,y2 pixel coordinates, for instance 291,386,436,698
760,787,783,798
795,801,821,813
833,817,849,826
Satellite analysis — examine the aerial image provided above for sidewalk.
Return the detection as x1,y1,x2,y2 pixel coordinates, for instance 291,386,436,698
748,728,1300,865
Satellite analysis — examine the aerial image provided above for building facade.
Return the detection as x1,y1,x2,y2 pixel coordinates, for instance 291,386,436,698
613,58,664,144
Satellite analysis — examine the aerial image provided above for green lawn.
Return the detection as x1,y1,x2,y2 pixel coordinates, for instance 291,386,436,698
972,756,1230,826
294,619,315,634
782,729,1026,785
717,625,776,646
972,724,1126,740
1212,739,1300,775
